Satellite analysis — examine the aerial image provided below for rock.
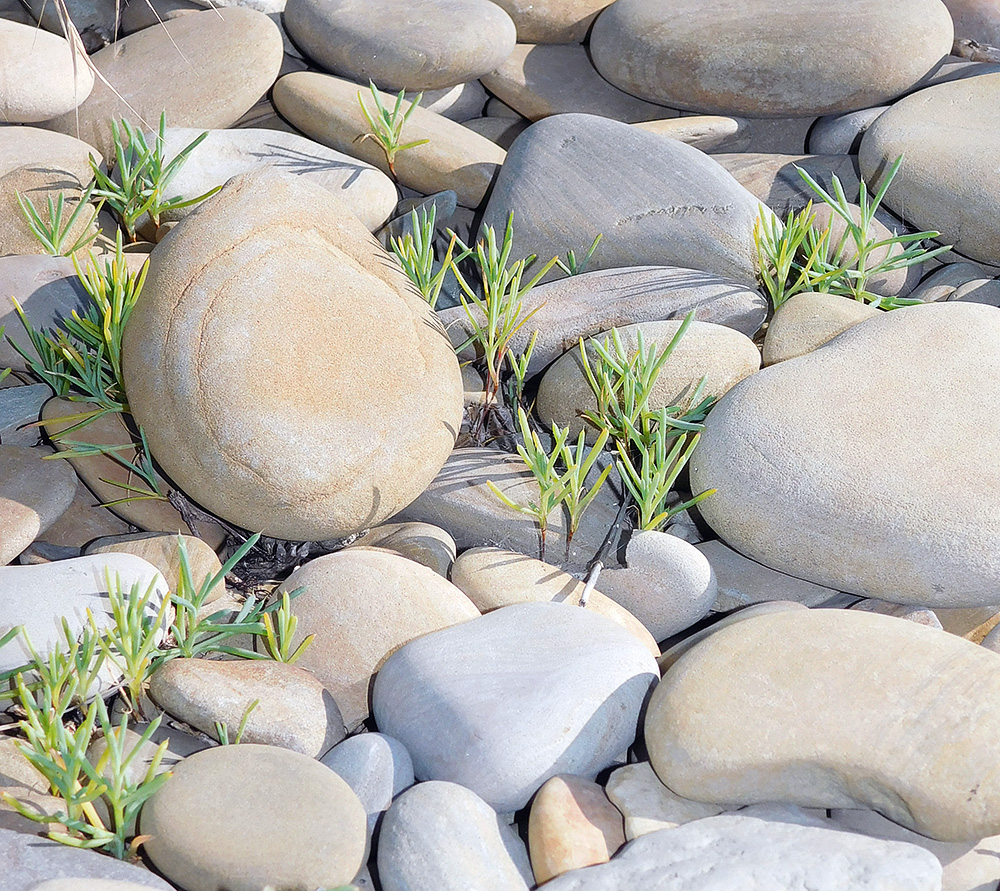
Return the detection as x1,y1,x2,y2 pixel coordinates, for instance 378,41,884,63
605,761,723,839
408,81,489,121
0,20,93,122
141,744,367,891
29,475,132,550
633,115,752,153
648,607,1000,841
0,165,97,258
595,531,717,642
86,721,208,787
45,8,284,159
283,0,514,90
944,0,1000,43
859,70,1000,266
0,827,172,890
321,732,415,835
908,262,1000,303
0,126,99,180
529,775,625,883
851,598,944,629
489,0,607,42
482,115,769,287
540,806,943,890
695,540,842,611
147,127,398,231
952,277,1000,307
690,302,1000,606
391,447,623,567
935,605,1000,642
21,0,117,52
537,318,760,439
272,72,506,208
148,658,345,756
372,601,659,812
0,445,77,564
28,882,163,891
450,546,659,657
589,0,954,117
122,169,462,541
439,266,768,378
808,107,889,155
481,44,676,123
275,548,480,729
377,780,533,891
347,522,456,577
762,291,881,365
0,383,48,447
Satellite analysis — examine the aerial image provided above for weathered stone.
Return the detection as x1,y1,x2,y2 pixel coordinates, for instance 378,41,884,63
29,480,131,550
122,169,462,541
808,107,889,155
488,0,608,42
408,81,489,121
372,601,659,812
0,383,48,447
762,291,881,365
647,608,1000,841
590,0,954,117
347,522,456,577
943,0,1000,44
0,126,99,180
851,598,944,629
908,261,1000,303
633,115,752,153
605,761,723,839
0,445,77,564
0,166,96,258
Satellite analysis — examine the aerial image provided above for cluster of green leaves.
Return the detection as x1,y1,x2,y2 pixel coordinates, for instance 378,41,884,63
357,82,429,179
754,155,950,311
555,234,602,277
389,205,467,310
15,181,103,257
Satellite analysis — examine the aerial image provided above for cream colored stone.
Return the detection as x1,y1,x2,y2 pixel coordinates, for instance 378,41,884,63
0,166,96,258
763,291,881,366
348,523,456,577
633,115,752,152
605,761,723,838
0,126,99,180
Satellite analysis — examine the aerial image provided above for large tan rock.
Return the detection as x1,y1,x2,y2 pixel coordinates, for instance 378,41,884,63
646,608,1000,841
122,169,463,541
0,165,96,258
0,126,99,180
488,0,609,42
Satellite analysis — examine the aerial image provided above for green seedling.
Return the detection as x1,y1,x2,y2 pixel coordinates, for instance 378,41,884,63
259,589,313,664
504,329,538,412
557,426,613,554
390,205,467,309
753,202,836,310
215,699,259,745
357,82,430,178
16,182,103,257
555,233,602,276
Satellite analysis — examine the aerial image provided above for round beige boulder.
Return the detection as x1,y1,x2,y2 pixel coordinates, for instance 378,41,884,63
122,169,463,541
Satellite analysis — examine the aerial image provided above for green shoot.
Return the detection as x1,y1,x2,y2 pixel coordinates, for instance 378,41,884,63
259,589,313,664
558,426,612,553
555,233,602,277
753,202,836,310
505,329,538,412
357,82,430,179
389,205,467,309
215,699,259,746
16,182,103,257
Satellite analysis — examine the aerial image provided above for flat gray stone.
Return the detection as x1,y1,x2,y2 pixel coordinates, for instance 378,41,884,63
0,384,48,447
808,107,889,155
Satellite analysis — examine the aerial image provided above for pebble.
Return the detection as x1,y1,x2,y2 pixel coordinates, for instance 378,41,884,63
762,291,881,366
372,601,659,812
408,81,489,121
275,547,480,729
141,744,368,891
347,522,456,577
633,115,752,153
646,608,1000,841
488,0,606,42
0,126,100,181
0,383,47,447
807,107,889,155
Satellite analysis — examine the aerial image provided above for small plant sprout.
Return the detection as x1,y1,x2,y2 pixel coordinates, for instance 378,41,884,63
451,213,558,411
753,202,835,311
16,181,103,257
215,699,259,745
90,112,220,241
555,233,602,277
487,406,570,561
259,589,314,664
357,81,430,178
557,426,612,555
505,329,539,412
389,205,466,309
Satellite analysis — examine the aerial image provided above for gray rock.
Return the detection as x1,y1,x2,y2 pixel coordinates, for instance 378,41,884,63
0,384,48,447
347,522,456,577
808,107,890,155
590,0,954,117
408,81,489,121
605,761,723,839
372,601,659,812
377,780,533,891
691,302,1000,606
633,115,752,153
0,445,77,564
943,0,1000,44
481,114,770,288
487,0,607,42
0,126,99,180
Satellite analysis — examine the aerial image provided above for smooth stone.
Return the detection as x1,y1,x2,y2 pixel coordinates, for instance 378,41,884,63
740,116,817,154
284,0,515,90
482,114,769,287
762,291,881,365
0,20,93,122
450,546,659,657
909,262,1000,303
372,601,659,812
935,605,1000,642
0,445,77,564
0,126,99,180
808,107,889,155
408,81,489,121
119,0,201,32
481,43,676,123
0,383,48,447
590,0,954,117
944,0,1000,43
29,882,163,891
595,531,717,642
713,152,862,216
142,744,368,891
30,480,132,549
605,761,723,839
529,774,625,884
45,8,284,159
0,827,172,890
275,548,480,730
633,116,752,153
84,532,223,601
149,127,398,231
377,780,533,891
860,71,1000,265
489,0,606,43
123,169,462,541
952,277,1000,307
850,598,944,629
695,540,842,611
0,165,97,258
348,522,456,577
439,266,768,378
391,447,623,567
690,302,1000,606
0,554,167,683
321,732,415,835
485,96,523,118
647,608,1000,841
273,72,506,208
536,318,761,440
41,399,227,550
148,658,345,756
